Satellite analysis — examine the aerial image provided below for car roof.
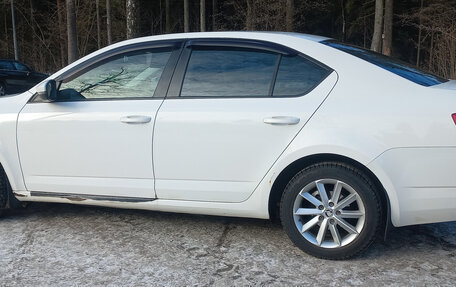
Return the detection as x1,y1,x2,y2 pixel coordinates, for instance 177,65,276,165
103,32,331,52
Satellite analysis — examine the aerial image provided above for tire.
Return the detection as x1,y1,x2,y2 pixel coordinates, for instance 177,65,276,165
0,166,8,217
0,82,6,97
280,162,382,260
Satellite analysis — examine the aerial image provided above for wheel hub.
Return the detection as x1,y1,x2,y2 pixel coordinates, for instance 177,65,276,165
324,209,333,217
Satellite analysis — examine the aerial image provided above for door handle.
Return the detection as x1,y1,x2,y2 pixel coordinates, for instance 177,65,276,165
263,116,300,125
120,115,152,124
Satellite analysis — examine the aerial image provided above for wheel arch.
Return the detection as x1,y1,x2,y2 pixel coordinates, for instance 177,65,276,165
268,153,391,235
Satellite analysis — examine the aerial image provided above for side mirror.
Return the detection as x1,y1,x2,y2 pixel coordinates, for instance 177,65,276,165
36,79,57,102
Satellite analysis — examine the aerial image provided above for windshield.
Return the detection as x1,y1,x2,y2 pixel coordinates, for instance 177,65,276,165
322,40,448,87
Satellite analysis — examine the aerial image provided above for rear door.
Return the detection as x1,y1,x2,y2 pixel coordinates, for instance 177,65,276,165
153,39,338,202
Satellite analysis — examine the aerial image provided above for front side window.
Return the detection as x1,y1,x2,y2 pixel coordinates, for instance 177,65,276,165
181,48,278,97
58,48,172,101
273,55,330,97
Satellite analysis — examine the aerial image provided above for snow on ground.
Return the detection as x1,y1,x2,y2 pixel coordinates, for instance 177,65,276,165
1,203,455,286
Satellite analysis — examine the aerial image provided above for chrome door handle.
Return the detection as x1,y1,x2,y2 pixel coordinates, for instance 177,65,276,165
264,116,300,125
120,115,152,124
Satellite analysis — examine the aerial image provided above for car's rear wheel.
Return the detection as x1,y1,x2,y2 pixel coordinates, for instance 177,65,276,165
280,162,382,259
0,82,6,97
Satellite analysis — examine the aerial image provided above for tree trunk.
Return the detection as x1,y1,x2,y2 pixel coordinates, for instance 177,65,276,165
4,5,9,57
428,30,434,71
184,0,189,32
200,0,206,32
66,0,78,64
30,0,37,65
212,0,218,31
126,0,140,39
212,0,217,31
382,0,393,56
286,0,293,32
416,0,423,66
370,0,383,52
56,0,66,66
341,0,346,41
11,0,19,60
106,0,112,44
246,0,254,30
166,0,171,33
96,0,101,49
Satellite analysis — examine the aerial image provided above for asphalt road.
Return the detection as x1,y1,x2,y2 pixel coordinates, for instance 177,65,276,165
0,203,455,286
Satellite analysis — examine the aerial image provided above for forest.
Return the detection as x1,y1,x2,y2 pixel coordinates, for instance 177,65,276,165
0,0,455,79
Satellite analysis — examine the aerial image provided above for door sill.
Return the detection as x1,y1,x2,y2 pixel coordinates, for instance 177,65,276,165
30,191,156,203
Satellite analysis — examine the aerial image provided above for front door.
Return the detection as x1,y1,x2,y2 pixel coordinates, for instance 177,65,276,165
17,44,179,198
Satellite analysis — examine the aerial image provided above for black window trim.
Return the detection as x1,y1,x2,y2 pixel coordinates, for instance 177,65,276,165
29,40,184,103
166,38,333,100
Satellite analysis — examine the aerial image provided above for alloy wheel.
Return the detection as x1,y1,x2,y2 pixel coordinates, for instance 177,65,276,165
292,179,366,248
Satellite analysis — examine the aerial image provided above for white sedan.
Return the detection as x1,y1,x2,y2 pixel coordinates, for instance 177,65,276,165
0,32,455,259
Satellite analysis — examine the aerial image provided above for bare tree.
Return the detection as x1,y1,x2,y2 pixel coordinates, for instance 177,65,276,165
126,0,140,39
212,0,217,30
286,0,294,32
246,0,254,30
416,0,424,66
106,0,112,44
200,0,206,31
382,0,393,55
166,0,171,33
56,0,66,66
11,0,18,60
66,0,78,64
371,0,384,52
184,0,189,32
96,0,101,48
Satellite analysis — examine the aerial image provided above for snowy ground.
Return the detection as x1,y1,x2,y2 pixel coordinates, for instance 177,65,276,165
1,203,456,286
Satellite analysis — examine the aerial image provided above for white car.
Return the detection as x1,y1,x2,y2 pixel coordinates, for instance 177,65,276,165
0,32,455,259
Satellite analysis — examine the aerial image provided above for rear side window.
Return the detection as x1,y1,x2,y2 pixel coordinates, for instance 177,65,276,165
181,48,278,97
13,62,30,72
273,55,330,97
323,40,448,86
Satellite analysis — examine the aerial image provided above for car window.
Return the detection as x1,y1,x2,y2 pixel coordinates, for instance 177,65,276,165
273,55,330,97
13,62,30,72
58,48,172,101
323,40,448,86
180,48,278,97
0,60,15,71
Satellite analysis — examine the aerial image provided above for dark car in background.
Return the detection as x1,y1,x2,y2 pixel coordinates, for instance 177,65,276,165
0,59,48,96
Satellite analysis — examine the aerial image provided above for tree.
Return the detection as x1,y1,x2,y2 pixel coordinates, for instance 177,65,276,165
56,0,66,66
286,0,294,32
371,0,383,52
66,0,78,63
106,0,112,44
96,0,101,49
126,0,140,39
382,0,393,55
184,0,189,32
212,0,217,30
246,0,254,30
200,0,206,31
165,0,171,33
